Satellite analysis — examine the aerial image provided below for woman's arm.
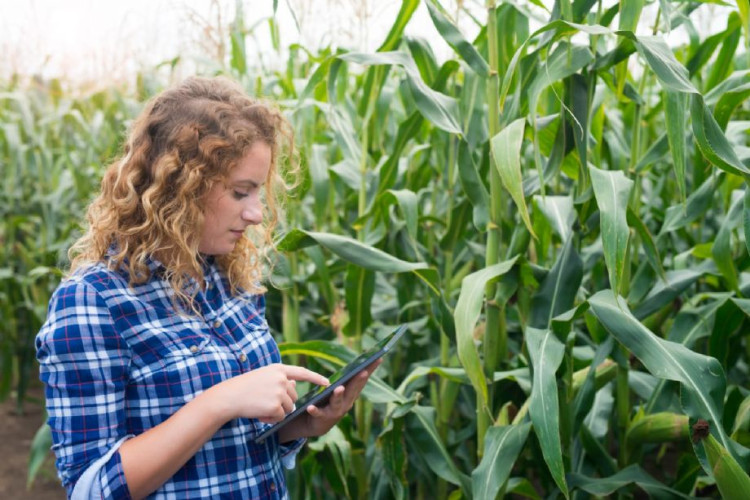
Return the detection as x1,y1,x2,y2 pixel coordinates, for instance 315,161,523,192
119,364,329,500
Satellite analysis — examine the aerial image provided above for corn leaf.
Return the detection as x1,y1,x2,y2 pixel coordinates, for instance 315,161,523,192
573,337,616,435
343,265,374,337
627,34,697,94
406,406,471,494
691,95,750,177
706,70,750,129
529,238,583,329
626,207,667,282
568,464,693,498
425,0,490,77
382,189,419,242
457,140,490,231
340,51,462,134
589,166,634,295
588,290,748,469
277,229,426,273
491,118,535,236
454,258,518,409
711,191,744,293
534,195,575,242
526,327,569,498
664,90,688,202
472,423,532,500
27,422,52,488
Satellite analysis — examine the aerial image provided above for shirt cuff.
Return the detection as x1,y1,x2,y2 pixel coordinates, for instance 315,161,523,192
279,437,306,469
71,435,133,500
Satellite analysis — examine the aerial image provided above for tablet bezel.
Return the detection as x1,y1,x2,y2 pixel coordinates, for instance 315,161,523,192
253,324,407,443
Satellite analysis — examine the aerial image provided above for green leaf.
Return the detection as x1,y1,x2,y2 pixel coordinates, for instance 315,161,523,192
425,1,490,77
27,422,52,488
588,290,747,469
569,464,693,498
631,268,703,319
626,207,666,282
378,112,423,195
343,265,374,337
340,51,462,134
618,0,644,32
691,94,750,177
308,144,331,226
454,258,518,409
491,119,535,237
534,195,575,242
406,406,471,494
307,425,352,498
627,34,697,94
661,173,720,234
529,237,583,329
712,191,744,293
526,327,569,498
457,140,490,231
664,90,688,202
382,189,419,242
527,43,594,118
738,0,750,51
706,70,750,129
589,166,634,295
380,418,408,499
277,229,427,273
472,423,532,500
376,0,419,51
745,186,750,258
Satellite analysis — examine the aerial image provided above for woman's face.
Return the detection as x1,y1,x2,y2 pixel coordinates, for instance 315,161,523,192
198,142,272,255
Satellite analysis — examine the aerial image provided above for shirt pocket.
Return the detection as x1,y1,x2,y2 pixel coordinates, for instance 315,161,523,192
129,322,212,383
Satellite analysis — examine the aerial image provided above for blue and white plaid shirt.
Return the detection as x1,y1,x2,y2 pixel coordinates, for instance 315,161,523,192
36,256,302,499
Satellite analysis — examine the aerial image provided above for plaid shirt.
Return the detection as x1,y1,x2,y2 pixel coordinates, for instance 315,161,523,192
36,257,302,499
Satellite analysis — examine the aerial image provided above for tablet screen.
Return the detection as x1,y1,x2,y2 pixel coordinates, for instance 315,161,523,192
253,324,406,443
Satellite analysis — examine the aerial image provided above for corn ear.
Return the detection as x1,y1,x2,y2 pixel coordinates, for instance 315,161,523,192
571,359,617,395
693,419,750,500
626,412,689,449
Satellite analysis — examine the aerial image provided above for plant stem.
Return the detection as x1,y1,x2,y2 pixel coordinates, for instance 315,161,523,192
479,0,506,460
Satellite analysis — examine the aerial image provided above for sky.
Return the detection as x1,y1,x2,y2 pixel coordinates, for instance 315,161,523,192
0,0,470,84
0,0,729,85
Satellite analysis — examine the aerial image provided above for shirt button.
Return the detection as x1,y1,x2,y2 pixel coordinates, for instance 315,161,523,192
189,345,199,354
212,320,222,329
269,482,276,492
239,353,247,362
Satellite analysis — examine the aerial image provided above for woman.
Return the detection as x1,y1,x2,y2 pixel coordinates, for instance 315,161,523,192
36,76,379,499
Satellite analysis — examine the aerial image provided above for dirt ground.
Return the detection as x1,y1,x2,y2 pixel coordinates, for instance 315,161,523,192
0,385,66,500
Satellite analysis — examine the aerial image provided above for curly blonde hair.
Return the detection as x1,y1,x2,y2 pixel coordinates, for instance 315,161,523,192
69,76,295,310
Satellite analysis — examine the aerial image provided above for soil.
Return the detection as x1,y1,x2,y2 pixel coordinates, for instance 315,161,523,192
0,385,66,500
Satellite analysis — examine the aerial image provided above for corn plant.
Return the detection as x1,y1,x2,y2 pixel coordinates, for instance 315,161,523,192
4,0,750,497
261,0,750,498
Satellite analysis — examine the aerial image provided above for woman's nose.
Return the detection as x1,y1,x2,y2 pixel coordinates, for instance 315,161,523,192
241,197,263,225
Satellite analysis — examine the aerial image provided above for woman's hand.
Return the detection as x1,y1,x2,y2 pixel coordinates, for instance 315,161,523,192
208,364,329,424
278,359,382,442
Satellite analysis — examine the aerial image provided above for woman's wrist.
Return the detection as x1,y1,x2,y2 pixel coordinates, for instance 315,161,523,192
197,383,235,425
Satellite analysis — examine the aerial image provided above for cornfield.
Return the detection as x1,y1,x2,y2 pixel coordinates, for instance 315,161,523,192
2,0,750,498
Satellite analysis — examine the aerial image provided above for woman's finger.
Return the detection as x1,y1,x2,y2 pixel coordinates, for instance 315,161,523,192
282,365,330,386
287,380,297,401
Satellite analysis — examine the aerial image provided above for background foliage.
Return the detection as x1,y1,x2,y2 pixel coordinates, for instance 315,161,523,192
2,0,750,498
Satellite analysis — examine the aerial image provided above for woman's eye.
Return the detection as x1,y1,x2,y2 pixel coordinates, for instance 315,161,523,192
233,190,249,200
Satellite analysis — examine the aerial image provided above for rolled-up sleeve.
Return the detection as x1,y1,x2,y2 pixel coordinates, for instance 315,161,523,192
36,279,133,498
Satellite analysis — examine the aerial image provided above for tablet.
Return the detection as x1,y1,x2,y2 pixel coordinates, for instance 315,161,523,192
253,324,407,443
